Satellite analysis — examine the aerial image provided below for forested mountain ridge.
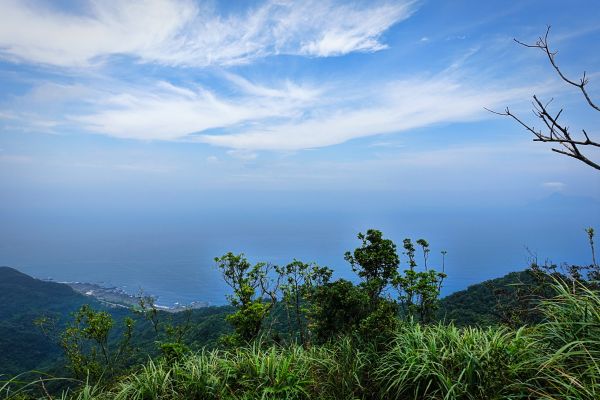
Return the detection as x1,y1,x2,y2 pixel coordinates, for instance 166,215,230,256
0,266,100,375
0,266,233,376
0,266,95,317
438,270,535,325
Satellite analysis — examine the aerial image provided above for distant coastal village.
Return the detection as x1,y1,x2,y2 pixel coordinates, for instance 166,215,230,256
43,278,209,312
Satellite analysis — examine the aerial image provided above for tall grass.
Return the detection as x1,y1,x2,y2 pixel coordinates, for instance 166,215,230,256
109,339,372,400
168,349,229,398
1,372,78,400
307,338,370,399
1,373,36,400
521,281,600,400
114,344,312,400
58,382,105,400
375,324,532,399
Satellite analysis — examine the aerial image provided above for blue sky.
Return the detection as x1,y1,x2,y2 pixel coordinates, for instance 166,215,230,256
1,0,599,304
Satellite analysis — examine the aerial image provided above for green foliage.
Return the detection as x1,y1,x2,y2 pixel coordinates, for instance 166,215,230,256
228,343,312,399
133,293,160,334
215,252,278,345
7,227,600,400
438,270,538,326
357,298,399,344
586,227,597,268
112,345,313,400
311,230,446,343
133,293,205,364
344,229,399,302
159,342,190,365
275,260,332,345
7,275,598,400
83,339,370,400
310,279,369,343
1,265,235,380
394,238,446,323
342,231,446,327
60,305,134,382
307,338,371,400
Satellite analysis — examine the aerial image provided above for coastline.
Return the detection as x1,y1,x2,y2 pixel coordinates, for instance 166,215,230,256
43,278,210,312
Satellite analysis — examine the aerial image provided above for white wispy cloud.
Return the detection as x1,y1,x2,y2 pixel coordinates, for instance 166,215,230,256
71,76,321,141
0,0,415,67
295,1,415,56
221,72,323,102
5,68,544,150
198,76,539,150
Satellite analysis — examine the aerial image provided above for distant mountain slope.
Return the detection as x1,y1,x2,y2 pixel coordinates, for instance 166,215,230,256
0,266,94,318
0,267,232,377
438,270,535,326
0,266,100,375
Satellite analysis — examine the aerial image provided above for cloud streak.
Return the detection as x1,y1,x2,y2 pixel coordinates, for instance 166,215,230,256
65,72,539,151
0,0,415,67
72,76,322,141
200,77,535,150
3,63,546,150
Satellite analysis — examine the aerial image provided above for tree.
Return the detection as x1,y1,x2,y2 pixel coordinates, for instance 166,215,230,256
489,26,600,170
275,260,332,345
309,279,369,343
394,238,446,323
60,305,134,381
344,229,400,304
343,230,404,343
215,252,279,345
134,291,160,334
133,291,193,362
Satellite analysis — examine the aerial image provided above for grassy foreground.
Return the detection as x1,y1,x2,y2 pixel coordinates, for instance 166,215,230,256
3,281,599,400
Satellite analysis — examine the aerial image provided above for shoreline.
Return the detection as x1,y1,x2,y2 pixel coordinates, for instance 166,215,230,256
43,278,210,311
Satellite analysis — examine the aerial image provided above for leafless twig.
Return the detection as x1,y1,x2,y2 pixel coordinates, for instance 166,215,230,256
514,26,599,112
488,26,599,170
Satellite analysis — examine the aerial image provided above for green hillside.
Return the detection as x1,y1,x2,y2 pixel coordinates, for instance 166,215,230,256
438,270,536,326
0,267,233,376
0,266,99,375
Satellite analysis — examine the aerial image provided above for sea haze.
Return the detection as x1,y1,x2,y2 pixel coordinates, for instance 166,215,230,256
1,191,598,306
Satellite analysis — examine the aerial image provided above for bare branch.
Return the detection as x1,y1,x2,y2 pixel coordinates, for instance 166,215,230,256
533,137,600,148
515,26,599,112
487,99,599,170
552,148,600,170
489,27,600,171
